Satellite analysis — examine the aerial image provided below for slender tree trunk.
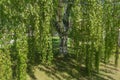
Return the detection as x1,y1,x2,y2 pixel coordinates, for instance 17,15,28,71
115,29,120,66
59,33,68,54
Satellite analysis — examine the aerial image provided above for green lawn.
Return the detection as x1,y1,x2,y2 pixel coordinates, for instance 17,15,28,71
27,54,120,80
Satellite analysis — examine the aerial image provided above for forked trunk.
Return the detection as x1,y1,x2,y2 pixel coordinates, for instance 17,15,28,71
52,0,74,55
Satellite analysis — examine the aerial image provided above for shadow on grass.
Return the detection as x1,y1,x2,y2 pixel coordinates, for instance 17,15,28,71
37,55,81,80
100,64,118,71
26,51,118,80
92,72,116,80
34,54,117,80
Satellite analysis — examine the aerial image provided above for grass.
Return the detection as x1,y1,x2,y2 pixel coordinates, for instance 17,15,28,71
27,54,120,80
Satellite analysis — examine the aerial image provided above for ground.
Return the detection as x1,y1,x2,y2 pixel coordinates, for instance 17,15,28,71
27,55,120,80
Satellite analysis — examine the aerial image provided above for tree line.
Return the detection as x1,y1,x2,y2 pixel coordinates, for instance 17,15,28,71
0,0,120,80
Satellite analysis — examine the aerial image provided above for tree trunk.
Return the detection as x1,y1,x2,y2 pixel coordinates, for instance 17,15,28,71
59,34,68,54
52,0,74,55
